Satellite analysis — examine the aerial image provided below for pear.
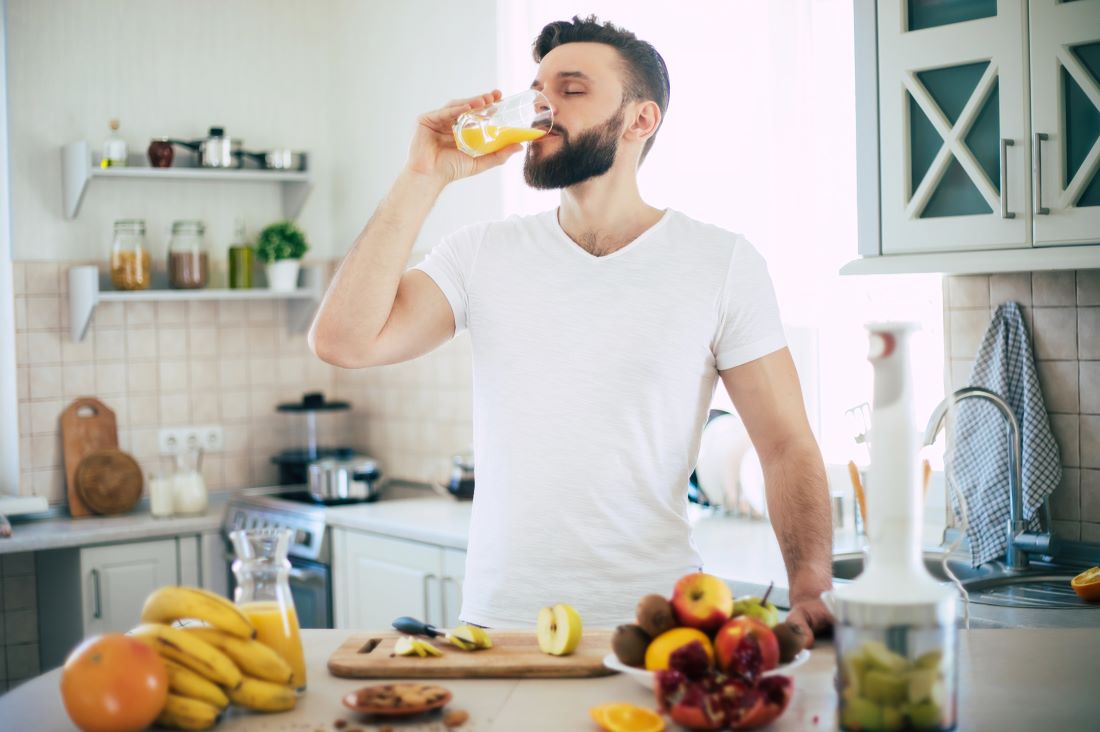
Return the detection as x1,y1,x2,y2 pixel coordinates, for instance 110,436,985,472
732,582,779,627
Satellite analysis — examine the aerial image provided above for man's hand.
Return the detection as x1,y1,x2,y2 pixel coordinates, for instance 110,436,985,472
784,595,834,648
406,90,524,184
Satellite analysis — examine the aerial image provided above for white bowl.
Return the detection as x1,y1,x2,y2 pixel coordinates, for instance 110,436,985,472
602,649,810,690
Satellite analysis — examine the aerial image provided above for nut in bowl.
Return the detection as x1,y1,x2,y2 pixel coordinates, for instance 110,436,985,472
342,682,453,717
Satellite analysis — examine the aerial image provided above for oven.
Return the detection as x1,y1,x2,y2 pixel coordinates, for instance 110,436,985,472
222,493,334,629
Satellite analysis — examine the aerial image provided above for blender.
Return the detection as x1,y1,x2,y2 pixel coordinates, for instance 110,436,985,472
830,324,958,732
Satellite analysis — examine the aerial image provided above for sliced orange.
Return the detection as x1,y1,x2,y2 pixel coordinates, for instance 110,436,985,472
1070,566,1100,603
589,703,666,732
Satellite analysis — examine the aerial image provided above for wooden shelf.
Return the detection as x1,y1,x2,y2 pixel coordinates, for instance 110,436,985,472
67,265,324,341
61,141,313,219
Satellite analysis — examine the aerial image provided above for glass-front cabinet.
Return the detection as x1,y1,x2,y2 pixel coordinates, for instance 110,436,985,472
878,0,1030,253
1031,0,1100,246
869,0,1100,257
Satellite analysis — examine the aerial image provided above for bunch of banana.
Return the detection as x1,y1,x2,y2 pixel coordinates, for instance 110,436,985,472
141,585,256,639
448,624,493,651
183,626,294,684
157,694,223,731
227,676,297,712
130,623,242,689
394,635,444,657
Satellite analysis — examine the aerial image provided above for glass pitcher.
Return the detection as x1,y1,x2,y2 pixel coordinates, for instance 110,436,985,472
230,529,307,691
171,445,208,515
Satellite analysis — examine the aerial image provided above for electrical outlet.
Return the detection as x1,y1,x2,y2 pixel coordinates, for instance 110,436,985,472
158,425,224,454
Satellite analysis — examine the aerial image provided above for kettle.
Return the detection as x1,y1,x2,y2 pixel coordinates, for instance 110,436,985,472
447,448,475,500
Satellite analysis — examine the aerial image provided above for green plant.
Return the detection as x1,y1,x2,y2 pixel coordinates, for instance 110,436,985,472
255,220,309,263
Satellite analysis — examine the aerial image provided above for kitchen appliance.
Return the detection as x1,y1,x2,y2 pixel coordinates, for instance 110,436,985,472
271,392,354,485
223,492,334,629
172,127,242,168
828,324,957,732
307,456,383,504
445,448,474,500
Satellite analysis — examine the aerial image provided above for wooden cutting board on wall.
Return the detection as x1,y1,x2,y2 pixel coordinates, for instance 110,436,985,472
60,398,119,517
328,630,615,679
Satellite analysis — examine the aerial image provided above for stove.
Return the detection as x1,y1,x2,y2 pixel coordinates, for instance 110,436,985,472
223,491,334,628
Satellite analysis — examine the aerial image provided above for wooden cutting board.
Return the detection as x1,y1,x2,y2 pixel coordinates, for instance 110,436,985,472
60,398,119,517
75,448,143,515
328,630,615,679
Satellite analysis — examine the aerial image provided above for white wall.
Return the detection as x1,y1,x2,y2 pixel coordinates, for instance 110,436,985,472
6,0,502,264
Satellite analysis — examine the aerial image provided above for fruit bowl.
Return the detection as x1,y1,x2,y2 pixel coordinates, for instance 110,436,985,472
602,649,810,690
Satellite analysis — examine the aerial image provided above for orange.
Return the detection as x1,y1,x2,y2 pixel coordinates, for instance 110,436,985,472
590,703,666,732
60,634,168,732
643,627,714,671
1070,566,1100,602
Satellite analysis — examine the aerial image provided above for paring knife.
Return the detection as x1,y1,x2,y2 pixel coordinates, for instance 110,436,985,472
392,615,451,639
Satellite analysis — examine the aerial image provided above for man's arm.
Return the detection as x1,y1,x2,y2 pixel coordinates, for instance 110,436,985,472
309,90,523,368
720,348,833,643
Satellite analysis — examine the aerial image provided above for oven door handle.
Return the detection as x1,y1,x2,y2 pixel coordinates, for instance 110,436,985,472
288,566,326,585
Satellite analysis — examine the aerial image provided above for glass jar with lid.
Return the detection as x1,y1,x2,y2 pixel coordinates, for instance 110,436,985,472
168,219,209,289
109,219,151,290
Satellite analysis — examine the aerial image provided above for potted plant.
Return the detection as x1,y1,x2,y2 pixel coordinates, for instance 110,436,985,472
256,220,309,291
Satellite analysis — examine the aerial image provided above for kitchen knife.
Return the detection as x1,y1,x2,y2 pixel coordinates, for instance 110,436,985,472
393,616,449,638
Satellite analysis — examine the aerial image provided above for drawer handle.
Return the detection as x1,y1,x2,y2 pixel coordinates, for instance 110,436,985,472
999,138,1015,219
1033,132,1050,215
91,568,102,619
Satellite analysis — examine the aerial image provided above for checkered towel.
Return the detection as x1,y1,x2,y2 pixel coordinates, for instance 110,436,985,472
947,302,1062,566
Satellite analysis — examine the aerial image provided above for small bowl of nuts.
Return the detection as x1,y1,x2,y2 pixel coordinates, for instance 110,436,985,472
342,683,453,717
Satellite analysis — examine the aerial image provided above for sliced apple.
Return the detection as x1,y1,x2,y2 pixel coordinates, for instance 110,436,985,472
449,624,492,651
536,603,583,656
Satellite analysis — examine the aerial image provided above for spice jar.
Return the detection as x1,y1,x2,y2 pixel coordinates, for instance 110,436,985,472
109,219,151,290
147,138,174,168
168,220,208,289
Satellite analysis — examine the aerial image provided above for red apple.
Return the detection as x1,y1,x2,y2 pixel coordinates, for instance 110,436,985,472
714,616,780,680
670,572,734,633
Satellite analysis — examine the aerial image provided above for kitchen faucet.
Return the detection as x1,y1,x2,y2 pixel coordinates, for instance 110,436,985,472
923,386,1054,571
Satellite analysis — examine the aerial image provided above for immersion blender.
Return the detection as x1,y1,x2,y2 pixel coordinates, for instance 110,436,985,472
829,324,958,732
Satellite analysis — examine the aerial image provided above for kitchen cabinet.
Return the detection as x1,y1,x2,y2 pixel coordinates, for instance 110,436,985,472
332,529,466,631
36,535,201,669
849,0,1100,273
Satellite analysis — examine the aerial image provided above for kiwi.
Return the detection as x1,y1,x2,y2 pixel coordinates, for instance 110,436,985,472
611,624,651,667
773,621,807,663
635,594,676,638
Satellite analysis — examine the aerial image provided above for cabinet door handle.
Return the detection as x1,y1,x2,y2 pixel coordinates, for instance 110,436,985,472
1033,133,1050,215
440,576,452,626
999,138,1015,219
91,569,102,619
423,573,437,623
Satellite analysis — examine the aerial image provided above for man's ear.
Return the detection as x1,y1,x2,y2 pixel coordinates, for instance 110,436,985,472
624,100,661,144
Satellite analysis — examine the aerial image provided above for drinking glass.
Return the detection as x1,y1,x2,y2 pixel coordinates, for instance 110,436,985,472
453,89,553,157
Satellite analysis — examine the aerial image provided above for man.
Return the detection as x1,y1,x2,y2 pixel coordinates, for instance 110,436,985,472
310,16,833,640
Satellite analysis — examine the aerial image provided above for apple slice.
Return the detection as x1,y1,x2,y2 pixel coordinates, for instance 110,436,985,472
536,603,583,656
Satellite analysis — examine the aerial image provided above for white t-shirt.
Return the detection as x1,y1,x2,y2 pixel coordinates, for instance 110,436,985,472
413,208,786,628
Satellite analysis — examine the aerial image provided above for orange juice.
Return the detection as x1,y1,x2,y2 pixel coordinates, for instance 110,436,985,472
454,125,547,156
240,601,307,691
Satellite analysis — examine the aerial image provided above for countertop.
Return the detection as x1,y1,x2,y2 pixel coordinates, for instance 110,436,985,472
0,628,1097,730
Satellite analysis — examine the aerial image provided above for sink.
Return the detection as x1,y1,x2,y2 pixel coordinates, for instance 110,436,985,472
832,552,1097,610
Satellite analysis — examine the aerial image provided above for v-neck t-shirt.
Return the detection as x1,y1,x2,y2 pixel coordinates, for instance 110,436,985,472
412,208,786,628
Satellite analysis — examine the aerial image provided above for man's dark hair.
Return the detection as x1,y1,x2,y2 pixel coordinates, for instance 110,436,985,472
532,15,670,162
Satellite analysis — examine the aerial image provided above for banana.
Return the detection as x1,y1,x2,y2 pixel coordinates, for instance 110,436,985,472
228,676,297,713
129,623,242,689
183,626,293,684
163,658,230,709
141,585,256,639
155,693,221,731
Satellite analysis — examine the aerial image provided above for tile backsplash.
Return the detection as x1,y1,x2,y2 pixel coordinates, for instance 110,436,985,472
12,260,473,503
943,269,1100,544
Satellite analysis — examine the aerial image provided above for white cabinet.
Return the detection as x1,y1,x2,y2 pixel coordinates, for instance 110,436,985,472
80,538,179,636
332,529,466,631
853,0,1100,271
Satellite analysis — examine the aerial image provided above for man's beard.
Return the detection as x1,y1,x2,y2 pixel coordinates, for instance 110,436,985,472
523,104,625,190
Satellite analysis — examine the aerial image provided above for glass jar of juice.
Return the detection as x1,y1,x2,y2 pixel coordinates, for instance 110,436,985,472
230,528,307,691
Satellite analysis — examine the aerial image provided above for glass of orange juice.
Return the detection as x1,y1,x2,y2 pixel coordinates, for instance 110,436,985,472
453,89,553,157
230,528,307,692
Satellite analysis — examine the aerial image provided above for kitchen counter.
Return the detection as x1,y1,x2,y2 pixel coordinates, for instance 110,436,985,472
0,628,1097,730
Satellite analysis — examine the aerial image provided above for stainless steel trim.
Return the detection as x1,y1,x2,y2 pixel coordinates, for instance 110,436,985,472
1033,132,1050,215
91,569,102,619
999,138,1015,219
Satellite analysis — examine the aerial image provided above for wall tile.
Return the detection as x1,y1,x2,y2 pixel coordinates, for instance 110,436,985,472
1082,415,1100,469
1078,270,1100,306
1035,360,1079,414
26,332,62,365
221,391,250,422
129,428,160,459
1080,308,1100,360
246,300,277,324
25,296,60,331
31,469,63,502
190,360,219,390
219,359,250,388
217,301,247,325
192,393,220,422
61,333,95,363
12,297,27,332
1082,522,1100,544
3,609,37,644
1050,468,1080,520
62,363,96,397
128,360,158,392
188,326,219,357
5,643,39,678
156,301,189,325
1081,469,1100,522
126,328,158,360
1081,361,1100,415
1051,519,1081,541
29,365,62,400
1032,308,1078,360
156,327,189,359
990,272,1031,307
159,393,190,425
1033,271,1077,306
947,275,989,308
125,301,156,327
95,301,124,327
24,262,59,295
11,261,26,295
94,362,128,395
1,553,33,576
30,434,60,470
1050,413,1080,467
28,399,62,434
218,327,249,356
127,394,160,427
248,358,276,386
188,301,218,322
159,360,189,392
94,328,126,360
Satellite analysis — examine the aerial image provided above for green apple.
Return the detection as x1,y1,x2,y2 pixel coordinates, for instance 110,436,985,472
732,595,779,627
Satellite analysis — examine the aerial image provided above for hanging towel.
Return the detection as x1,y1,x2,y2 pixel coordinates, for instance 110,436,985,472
947,302,1062,566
